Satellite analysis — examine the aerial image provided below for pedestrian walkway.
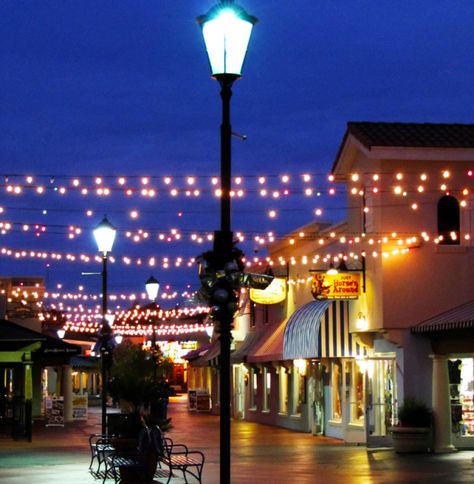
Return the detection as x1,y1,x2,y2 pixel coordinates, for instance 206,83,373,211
0,394,473,483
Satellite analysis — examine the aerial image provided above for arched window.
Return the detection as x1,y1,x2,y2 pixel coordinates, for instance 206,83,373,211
437,195,460,245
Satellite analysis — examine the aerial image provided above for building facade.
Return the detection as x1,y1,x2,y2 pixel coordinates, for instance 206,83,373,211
232,122,474,449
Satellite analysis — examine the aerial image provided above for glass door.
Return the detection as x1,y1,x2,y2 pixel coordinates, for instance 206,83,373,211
365,358,397,448
233,365,245,419
310,362,325,435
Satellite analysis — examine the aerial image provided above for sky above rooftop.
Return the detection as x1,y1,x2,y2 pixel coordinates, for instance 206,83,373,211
0,1,473,310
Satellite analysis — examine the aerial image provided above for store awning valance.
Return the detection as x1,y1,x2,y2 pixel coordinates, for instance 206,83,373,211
188,340,220,367
183,343,213,362
230,330,263,364
412,299,474,334
248,318,287,363
283,300,365,359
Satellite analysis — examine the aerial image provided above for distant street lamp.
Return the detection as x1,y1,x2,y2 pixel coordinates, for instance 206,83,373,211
145,275,160,382
93,216,117,435
197,2,257,483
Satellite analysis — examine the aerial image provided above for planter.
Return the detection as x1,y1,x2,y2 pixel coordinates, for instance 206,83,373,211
389,426,432,453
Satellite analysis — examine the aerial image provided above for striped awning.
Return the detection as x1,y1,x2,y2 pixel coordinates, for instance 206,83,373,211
412,299,474,334
248,318,287,363
230,330,263,364
283,300,365,359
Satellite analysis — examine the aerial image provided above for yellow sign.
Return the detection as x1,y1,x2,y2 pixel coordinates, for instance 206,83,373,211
311,272,361,300
249,277,287,304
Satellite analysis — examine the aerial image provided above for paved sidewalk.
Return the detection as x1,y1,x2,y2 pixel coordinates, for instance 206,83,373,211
0,395,473,483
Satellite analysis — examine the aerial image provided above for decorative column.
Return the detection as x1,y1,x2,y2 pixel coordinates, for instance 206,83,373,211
62,365,73,422
431,355,456,453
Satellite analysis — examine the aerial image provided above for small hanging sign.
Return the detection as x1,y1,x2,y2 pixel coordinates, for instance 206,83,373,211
249,277,287,304
311,272,361,300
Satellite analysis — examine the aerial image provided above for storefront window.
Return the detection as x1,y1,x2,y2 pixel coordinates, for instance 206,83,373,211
332,361,342,421
291,363,306,416
263,367,271,412
449,358,474,436
279,367,288,415
249,368,258,409
350,361,364,423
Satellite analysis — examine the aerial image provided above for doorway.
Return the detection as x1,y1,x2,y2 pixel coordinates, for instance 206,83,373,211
365,358,397,447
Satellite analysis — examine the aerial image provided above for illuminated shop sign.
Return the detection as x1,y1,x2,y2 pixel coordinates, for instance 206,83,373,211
311,272,361,300
249,277,287,304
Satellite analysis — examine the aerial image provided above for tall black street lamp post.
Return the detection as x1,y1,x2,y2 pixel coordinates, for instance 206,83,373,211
93,216,117,435
145,275,160,382
197,3,257,483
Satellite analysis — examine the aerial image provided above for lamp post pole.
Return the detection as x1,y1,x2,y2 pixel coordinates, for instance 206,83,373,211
100,253,109,435
145,275,160,383
218,73,233,484
197,3,257,483
93,216,117,435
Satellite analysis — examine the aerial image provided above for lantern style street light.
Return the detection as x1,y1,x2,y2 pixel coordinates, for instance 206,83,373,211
93,216,117,435
145,275,160,382
197,2,257,483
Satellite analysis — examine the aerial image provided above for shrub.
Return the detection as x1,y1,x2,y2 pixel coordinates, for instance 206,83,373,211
398,397,432,428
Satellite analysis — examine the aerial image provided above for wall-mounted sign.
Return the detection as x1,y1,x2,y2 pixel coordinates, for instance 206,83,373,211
249,277,287,304
311,272,361,300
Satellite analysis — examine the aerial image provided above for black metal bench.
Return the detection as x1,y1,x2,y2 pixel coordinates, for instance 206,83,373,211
153,426,205,484
88,434,115,475
107,426,205,484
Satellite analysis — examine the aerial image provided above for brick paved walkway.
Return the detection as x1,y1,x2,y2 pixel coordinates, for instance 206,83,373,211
0,394,473,483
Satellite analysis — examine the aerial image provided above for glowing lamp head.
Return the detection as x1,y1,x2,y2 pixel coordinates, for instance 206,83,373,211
197,1,258,78
326,263,338,276
145,275,160,302
93,216,116,254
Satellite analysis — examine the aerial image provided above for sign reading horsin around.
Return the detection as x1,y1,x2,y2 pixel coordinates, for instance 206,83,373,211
249,277,287,304
311,272,361,300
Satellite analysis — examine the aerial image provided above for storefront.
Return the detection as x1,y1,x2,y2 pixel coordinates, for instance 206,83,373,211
412,299,474,451
449,357,474,448
241,298,367,442
284,299,367,442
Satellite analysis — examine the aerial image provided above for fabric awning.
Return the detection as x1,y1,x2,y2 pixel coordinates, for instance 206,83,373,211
70,355,99,369
283,300,365,359
230,330,263,364
412,299,474,334
188,340,220,367
183,343,213,362
248,318,287,363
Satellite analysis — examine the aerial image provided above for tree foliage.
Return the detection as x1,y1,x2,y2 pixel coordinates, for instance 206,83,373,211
108,340,173,412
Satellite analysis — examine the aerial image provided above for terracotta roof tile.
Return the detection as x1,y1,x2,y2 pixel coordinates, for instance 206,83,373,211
347,122,474,149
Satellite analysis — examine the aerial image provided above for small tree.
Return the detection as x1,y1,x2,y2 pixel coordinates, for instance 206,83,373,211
109,340,173,432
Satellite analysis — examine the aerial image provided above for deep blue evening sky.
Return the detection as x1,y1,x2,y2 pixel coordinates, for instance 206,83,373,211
1,1,473,308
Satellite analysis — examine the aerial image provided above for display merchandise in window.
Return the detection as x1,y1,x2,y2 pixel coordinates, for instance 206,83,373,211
449,358,474,436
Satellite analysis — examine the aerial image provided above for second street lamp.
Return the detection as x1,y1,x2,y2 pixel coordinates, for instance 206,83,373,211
145,275,160,382
197,2,257,483
93,216,117,435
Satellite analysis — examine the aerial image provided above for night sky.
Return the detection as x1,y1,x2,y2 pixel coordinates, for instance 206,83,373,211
1,1,473,310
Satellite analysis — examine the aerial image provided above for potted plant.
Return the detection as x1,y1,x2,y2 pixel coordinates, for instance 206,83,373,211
389,397,432,453
108,341,173,438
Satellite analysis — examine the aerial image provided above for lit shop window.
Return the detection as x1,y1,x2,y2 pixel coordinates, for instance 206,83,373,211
292,359,307,416
449,358,474,436
279,367,289,415
332,361,343,421
263,367,271,412
249,368,258,410
350,361,364,424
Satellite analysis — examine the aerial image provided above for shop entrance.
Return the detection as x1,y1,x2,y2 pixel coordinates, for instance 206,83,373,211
310,361,325,435
233,365,245,419
449,356,474,449
365,357,397,448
